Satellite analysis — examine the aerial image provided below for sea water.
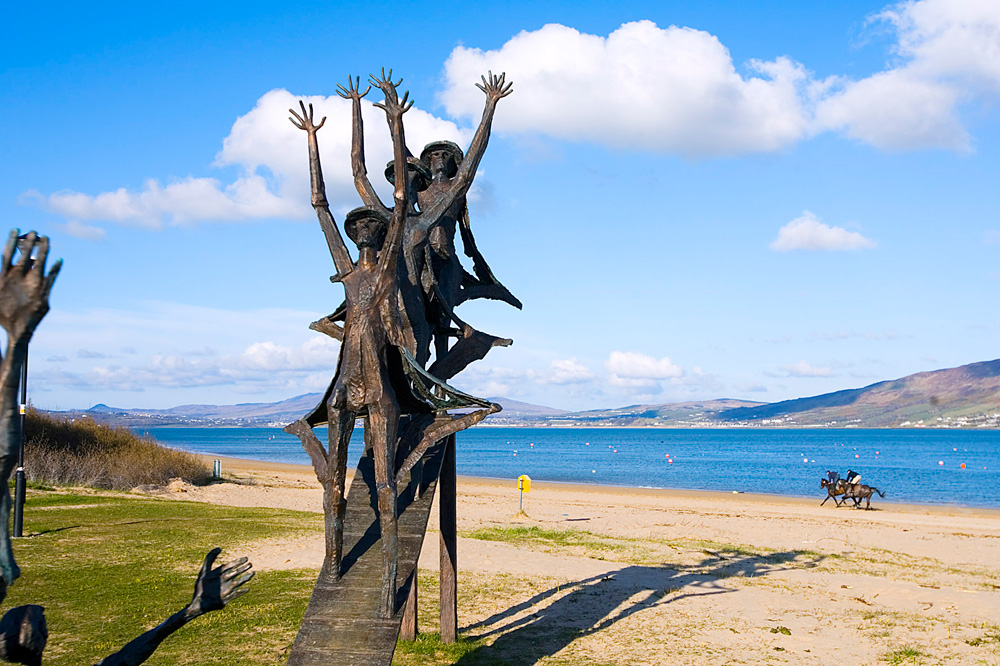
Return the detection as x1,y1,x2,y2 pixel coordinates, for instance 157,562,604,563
136,426,1000,508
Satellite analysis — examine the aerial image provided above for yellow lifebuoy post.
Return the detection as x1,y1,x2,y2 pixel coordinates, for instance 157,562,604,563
517,474,531,513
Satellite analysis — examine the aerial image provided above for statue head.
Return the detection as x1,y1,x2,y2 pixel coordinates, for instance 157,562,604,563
384,157,431,197
344,207,389,250
420,141,463,179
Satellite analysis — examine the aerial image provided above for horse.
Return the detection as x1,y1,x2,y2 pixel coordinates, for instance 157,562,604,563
842,482,886,510
819,478,848,506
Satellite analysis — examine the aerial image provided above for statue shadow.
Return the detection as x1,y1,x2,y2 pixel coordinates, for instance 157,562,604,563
453,549,824,665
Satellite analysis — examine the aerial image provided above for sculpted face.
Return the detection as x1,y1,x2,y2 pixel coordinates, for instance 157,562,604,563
352,217,387,250
427,149,457,178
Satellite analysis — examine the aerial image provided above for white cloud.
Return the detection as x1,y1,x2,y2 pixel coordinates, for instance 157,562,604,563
775,360,834,378
604,350,683,390
770,211,876,251
882,0,1000,93
814,0,1000,151
30,302,343,401
30,89,471,229
814,69,968,151
543,357,595,385
441,6,1000,155
441,21,812,157
61,219,107,241
40,337,340,392
239,337,339,372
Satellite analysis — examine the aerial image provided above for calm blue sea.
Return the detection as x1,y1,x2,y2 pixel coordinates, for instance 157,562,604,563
135,426,1000,508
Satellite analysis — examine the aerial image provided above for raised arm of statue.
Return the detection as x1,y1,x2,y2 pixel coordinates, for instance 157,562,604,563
336,76,389,215
94,549,252,666
420,71,512,227
459,71,511,183
370,70,412,285
289,101,354,278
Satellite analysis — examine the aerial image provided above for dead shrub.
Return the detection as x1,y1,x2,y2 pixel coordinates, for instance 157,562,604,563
23,410,210,489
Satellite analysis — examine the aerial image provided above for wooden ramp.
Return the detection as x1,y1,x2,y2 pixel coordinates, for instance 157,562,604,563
286,437,447,666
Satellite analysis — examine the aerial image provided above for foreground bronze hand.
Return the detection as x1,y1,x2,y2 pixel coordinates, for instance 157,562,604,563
0,230,61,593
94,549,253,666
0,232,60,347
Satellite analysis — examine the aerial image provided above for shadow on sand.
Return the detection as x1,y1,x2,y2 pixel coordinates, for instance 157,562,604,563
453,549,825,665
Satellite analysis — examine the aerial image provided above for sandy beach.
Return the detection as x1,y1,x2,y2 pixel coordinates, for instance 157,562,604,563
155,455,1000,664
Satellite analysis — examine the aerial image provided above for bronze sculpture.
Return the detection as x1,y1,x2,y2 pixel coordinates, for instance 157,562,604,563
284,70,513,622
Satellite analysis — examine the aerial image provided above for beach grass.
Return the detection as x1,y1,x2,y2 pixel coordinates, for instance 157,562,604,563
882,645,926,664
4,488,320,665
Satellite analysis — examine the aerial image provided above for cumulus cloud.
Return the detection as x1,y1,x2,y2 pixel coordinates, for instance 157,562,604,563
30,90,471,229
543,357,595,385
440,5,1000,155
882,0,1000,93
603,350,683,390
814,69,968,151
441,21,811,157
814,0,1000,151
770,211,876,251
41,337,340,393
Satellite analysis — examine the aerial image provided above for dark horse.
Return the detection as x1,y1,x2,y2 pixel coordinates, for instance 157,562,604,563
842,482,886,510
819,478,847,506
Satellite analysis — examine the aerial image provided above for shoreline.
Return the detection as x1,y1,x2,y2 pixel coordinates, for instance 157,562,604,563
197,453,1000,517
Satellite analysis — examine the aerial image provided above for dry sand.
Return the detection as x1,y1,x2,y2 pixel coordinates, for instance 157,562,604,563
150,455,1000,664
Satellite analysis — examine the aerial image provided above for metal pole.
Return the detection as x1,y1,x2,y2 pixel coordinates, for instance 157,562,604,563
13,352,27,538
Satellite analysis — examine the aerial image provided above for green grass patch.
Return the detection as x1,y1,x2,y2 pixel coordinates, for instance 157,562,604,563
882,645,925,664
463,525,627,552
966,631,1000,647
4,489,322,665
394,633,487,665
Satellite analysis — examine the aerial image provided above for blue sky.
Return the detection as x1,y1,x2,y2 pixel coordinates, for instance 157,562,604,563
3,0,999,411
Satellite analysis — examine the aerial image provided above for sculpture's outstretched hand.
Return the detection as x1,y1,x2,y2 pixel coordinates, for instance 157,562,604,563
475,71,513,103
336,76,370,102
369,68,402,98
370,69,412,119
184,548,253,621
369,68,412,116
289,100,326,134
0,231,61,347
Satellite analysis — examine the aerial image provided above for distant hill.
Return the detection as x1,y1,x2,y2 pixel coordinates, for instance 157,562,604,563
43,359,1000,428
717,358,1000,427
534,399,766,427
49,395,566,427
